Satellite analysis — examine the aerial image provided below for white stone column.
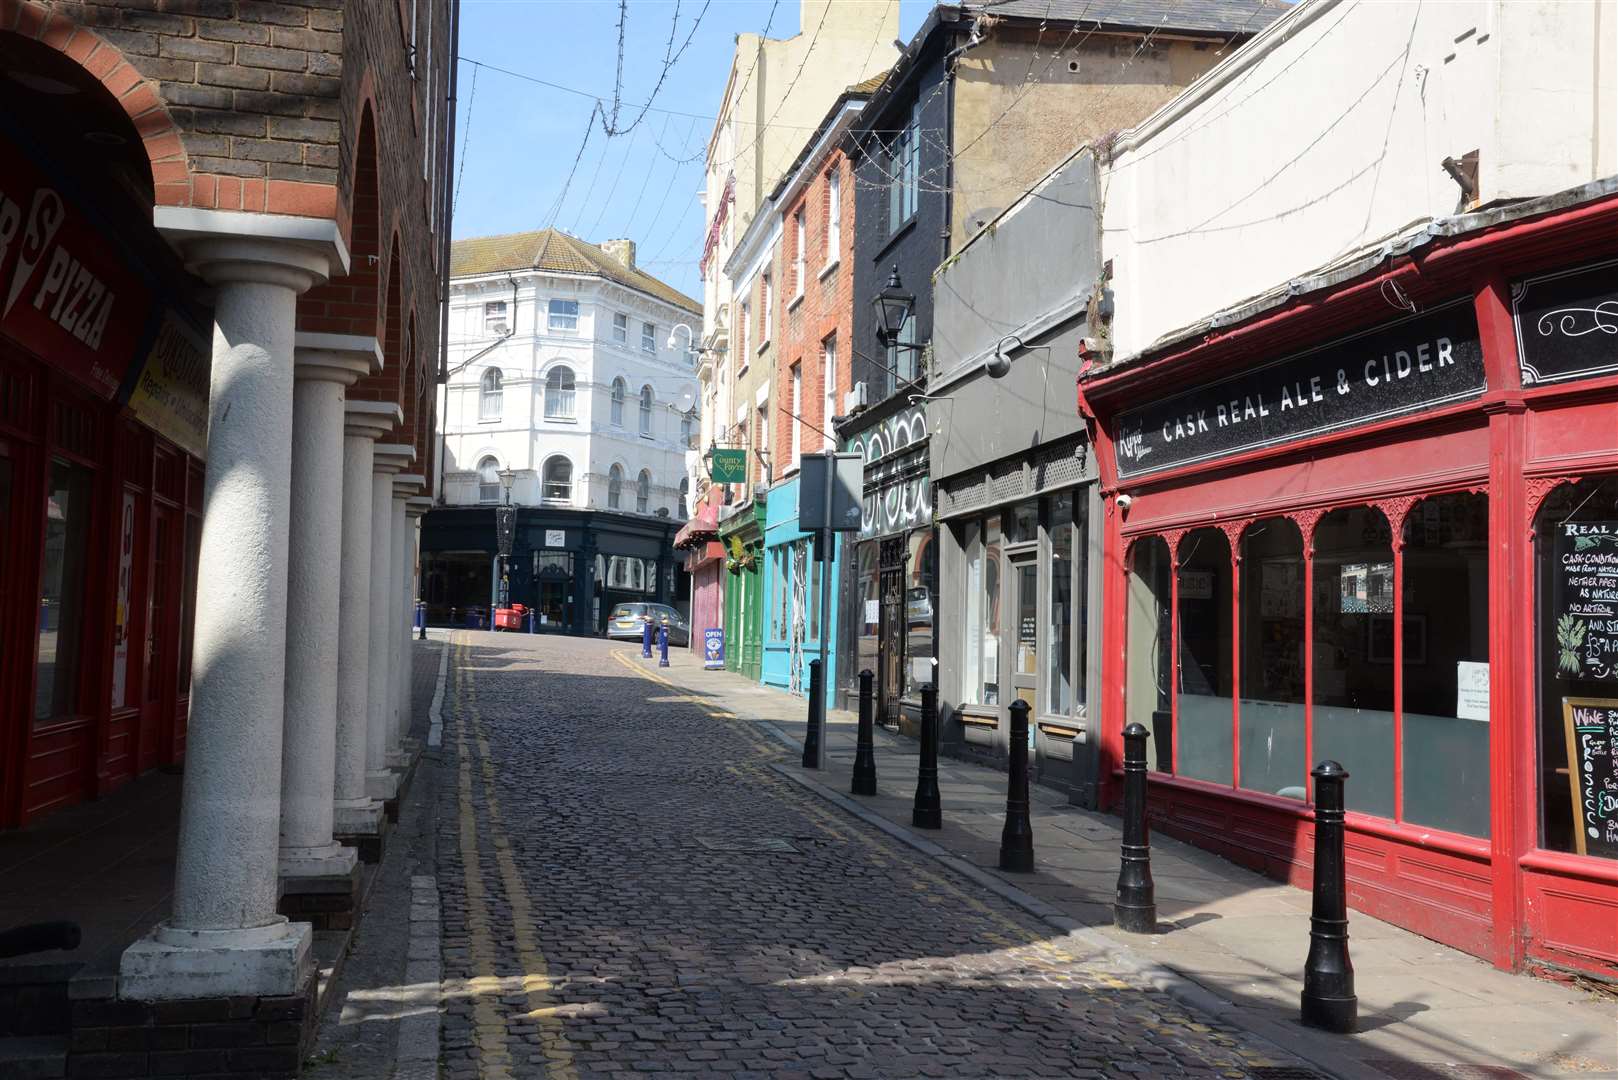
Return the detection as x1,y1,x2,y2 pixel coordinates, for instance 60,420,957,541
391,476,425,757
367,445,413,799
277,336,372,883
121,229,332,1001
334,401,398,836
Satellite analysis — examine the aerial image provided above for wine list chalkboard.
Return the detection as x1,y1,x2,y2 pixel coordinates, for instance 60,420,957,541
1561,698,1618,859
1552,522,1618,681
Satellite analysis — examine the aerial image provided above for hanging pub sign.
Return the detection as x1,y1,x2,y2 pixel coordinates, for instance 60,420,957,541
0,148,152,400
1113,301,1485,480
1512,258,1618,387
707,447,747,484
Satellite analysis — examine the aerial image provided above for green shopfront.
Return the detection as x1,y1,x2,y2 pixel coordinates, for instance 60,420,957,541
718,497,765,681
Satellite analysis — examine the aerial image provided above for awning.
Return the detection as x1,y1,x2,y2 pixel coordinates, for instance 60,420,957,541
673,502,719,549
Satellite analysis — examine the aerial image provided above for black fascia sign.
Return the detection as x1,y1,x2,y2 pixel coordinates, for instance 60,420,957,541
1513,258,1618,387
1113,300,1485,480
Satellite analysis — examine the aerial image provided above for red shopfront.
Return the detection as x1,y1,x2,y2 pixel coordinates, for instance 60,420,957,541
1086,187,1618,980
0,50,208,830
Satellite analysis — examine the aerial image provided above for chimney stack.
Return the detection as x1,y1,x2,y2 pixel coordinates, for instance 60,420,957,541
601,239,636,270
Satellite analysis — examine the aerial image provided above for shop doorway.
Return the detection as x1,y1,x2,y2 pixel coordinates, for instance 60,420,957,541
878,537,906,727
1010,553,1039,714
138,504,178,774
535,578,570,630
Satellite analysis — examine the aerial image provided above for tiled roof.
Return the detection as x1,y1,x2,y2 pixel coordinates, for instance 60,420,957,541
849,71,889,95
449,228,700,314
965,0,1284,36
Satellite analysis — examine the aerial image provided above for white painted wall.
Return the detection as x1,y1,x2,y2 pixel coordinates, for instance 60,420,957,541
1102,0,1618,362
441,269,699,519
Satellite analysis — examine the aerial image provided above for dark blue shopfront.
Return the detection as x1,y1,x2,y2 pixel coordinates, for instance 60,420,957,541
420,506,686,636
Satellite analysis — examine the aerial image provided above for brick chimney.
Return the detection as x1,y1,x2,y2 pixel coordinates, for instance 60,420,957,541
601,239,636,269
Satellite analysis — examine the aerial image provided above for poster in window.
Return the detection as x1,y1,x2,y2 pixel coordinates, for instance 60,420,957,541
1552,522,1618,681
1560,698,1618,858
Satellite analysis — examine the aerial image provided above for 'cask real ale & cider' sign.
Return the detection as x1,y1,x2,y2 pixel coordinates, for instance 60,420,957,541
1114,301,1485,479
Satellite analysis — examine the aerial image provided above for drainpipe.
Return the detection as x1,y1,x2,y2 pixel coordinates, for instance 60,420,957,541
436,0,462,503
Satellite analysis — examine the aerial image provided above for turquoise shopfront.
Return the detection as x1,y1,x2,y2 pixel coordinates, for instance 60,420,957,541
761,473,842,697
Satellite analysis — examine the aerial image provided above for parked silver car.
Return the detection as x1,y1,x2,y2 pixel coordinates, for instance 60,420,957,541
605,603,690,648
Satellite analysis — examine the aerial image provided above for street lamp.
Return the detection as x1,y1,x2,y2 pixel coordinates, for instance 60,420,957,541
871,264,915,349
667,323,698,365
497,467,516,505
495,468,516,613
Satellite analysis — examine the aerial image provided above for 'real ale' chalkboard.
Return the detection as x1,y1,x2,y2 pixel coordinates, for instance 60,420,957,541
1561,698,1618,859
1512,258,1618,387
1552,522,1618,681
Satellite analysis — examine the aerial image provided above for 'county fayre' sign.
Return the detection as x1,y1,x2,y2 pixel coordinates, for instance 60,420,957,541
1114,301,1484,479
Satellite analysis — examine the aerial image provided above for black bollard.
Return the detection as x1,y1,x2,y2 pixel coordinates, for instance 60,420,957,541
1301,760,1357,1033
999,700,1034,872
912,682,941,829
852,669,877,796
802,659,823,769
1114,722,1157,933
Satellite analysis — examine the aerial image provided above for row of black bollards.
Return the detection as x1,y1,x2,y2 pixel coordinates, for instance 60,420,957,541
803,681,1356,1034
1110,735,1357,1033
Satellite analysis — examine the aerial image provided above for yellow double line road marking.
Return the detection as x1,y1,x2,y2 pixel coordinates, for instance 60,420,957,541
451,632,578,1080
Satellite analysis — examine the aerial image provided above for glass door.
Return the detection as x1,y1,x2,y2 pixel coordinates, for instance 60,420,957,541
1010,553,1039,716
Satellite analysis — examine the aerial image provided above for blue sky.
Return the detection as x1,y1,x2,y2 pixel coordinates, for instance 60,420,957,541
450,0,931,299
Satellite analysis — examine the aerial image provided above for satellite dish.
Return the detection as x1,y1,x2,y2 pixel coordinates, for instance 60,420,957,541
674,387,697,414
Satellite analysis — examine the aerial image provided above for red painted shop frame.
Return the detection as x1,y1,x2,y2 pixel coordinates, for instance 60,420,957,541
1081,189,1618,980
0,340,203,831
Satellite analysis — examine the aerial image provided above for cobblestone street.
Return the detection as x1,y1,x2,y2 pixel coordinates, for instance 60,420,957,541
434,631,1309,1080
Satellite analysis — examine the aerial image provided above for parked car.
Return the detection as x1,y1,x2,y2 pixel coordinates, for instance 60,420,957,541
606,603,690,648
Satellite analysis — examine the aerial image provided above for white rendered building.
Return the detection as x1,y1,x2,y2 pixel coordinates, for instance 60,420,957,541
439,231,701,517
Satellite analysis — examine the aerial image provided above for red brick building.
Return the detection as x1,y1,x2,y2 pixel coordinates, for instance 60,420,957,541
0,0,454,1073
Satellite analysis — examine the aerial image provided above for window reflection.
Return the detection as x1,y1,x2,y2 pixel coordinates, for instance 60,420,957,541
1178,528,1232,784
903,529,934,696
1404,492,1489,837
1127,536,1172,772
36,458,92,725
1048,494,1074,715
1239,517,1306,799
1312,506,1395,818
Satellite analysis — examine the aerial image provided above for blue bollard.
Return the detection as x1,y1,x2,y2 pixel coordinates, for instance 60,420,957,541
641,619,653,658
658,625,670,667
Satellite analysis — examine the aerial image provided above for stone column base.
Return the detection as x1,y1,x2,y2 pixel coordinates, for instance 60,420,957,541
365,769,399,801
118,919,312,1003
277,841,358,882
335,818,389,865
332,799,384,836
277,861,362,931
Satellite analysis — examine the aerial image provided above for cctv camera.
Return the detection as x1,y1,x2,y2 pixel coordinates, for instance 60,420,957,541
1115,494,1133,511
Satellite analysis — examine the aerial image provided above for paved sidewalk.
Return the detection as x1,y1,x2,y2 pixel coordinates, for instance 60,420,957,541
648,645,1618,1080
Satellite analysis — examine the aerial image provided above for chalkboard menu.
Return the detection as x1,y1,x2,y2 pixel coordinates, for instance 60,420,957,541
1561,698,1618,859
1512,258,1618,387
1552,522,1618,681
1114,301,1485,479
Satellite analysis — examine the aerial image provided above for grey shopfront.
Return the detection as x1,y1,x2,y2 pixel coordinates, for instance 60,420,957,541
927,146,1104,805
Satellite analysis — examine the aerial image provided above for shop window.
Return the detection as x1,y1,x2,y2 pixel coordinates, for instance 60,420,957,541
1126,537,1172,771
1048,493,1086,716
1312,507,1395,819
904,528,935,696
971,515,1003,705
179,513,199,696
35,457,93,725
857,540,879,684
1177,528,1233,784
1239,517,1306,799
809,550,822,643
961,521,982,701
1007,500,1039,544
606,555,645,591
1536,478,1618,858
1404,492,1490,837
